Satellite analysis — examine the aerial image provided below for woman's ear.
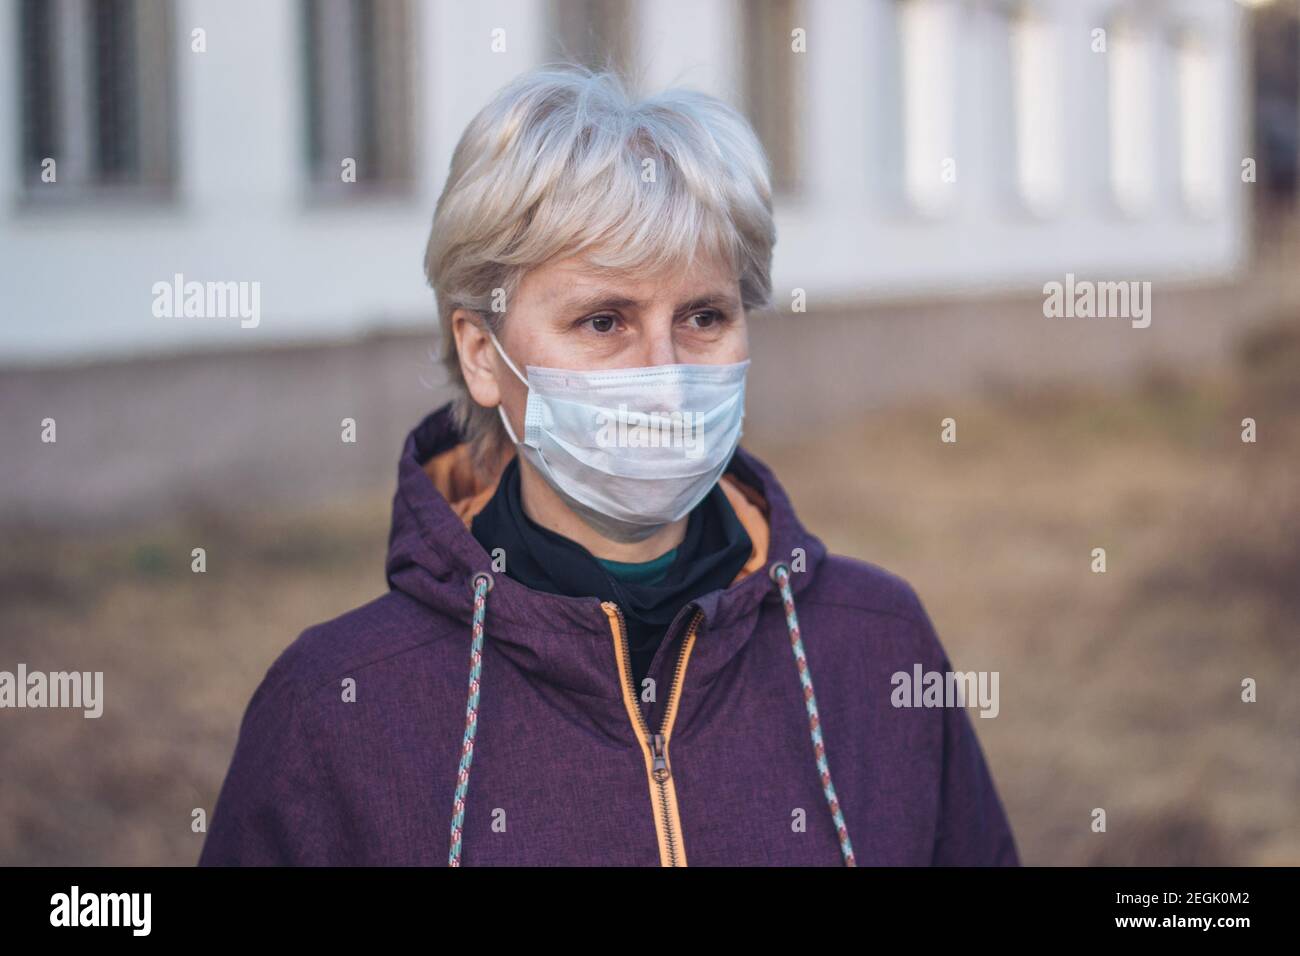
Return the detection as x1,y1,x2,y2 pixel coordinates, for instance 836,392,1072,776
451,309,502,409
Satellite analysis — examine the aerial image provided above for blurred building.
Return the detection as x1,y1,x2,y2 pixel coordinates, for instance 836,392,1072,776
0,0,1255,363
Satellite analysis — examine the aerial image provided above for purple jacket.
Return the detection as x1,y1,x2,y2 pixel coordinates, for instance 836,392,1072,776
199,405,1019,866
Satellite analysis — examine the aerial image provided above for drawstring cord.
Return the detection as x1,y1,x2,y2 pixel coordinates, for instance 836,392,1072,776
448,571,491,867
771,562,858,866
448,564,857,867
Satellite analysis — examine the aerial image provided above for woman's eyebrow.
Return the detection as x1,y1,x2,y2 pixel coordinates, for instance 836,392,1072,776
554,289,741,313
556,291,643,313
677,293,741,313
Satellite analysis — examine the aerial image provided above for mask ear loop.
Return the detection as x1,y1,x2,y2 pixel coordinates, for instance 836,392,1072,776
486,327,528,446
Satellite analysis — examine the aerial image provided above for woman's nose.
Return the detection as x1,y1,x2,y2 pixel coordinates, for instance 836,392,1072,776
639,321,680,367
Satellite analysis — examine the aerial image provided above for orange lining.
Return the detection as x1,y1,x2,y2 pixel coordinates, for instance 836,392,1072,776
423,443,770,583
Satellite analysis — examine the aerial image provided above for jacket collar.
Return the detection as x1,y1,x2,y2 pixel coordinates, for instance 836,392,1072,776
385,403,826,699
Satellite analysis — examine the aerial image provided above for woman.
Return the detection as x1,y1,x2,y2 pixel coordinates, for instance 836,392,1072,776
200,65,1018,867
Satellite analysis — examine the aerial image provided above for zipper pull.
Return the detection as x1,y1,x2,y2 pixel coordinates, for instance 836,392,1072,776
650,733,671,782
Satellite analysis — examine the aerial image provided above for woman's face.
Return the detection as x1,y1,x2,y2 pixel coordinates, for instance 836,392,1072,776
468,251,749,435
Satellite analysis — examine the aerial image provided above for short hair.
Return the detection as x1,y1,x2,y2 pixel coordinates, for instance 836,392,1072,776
423,62,776,474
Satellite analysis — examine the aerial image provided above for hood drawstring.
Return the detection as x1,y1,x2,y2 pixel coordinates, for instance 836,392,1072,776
770,562,858,866
448,571,492,867
447,564,857,867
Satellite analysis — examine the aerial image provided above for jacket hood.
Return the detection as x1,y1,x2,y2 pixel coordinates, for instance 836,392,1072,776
384,403,828,700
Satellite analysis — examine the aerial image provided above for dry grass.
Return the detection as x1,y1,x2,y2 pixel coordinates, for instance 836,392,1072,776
1,321,1297,865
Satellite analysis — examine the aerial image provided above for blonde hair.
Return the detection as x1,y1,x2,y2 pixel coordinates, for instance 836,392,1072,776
423,63,776,472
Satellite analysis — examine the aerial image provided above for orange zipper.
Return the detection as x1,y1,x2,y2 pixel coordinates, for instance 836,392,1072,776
602,602,701,867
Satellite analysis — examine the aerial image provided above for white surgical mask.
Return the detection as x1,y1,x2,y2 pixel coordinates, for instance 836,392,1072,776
488,330,749,542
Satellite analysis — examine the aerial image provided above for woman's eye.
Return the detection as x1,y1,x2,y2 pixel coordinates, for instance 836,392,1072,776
686,310,723,329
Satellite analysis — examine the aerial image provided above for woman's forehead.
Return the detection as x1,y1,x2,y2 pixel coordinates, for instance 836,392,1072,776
521,252,740,306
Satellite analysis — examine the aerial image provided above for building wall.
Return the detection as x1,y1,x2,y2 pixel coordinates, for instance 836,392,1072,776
0,0,1249,363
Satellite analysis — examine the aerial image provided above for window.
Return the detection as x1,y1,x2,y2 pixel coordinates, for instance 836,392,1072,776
897,0,957,215
1175,29,1223,216
303,0,415,195
1107,16,1155,214
19,0,176,198
1009,4,1064,214
742,0,804,196
550,0,635,78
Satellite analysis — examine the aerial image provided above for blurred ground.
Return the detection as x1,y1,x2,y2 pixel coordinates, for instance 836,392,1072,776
1,300,1297,865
